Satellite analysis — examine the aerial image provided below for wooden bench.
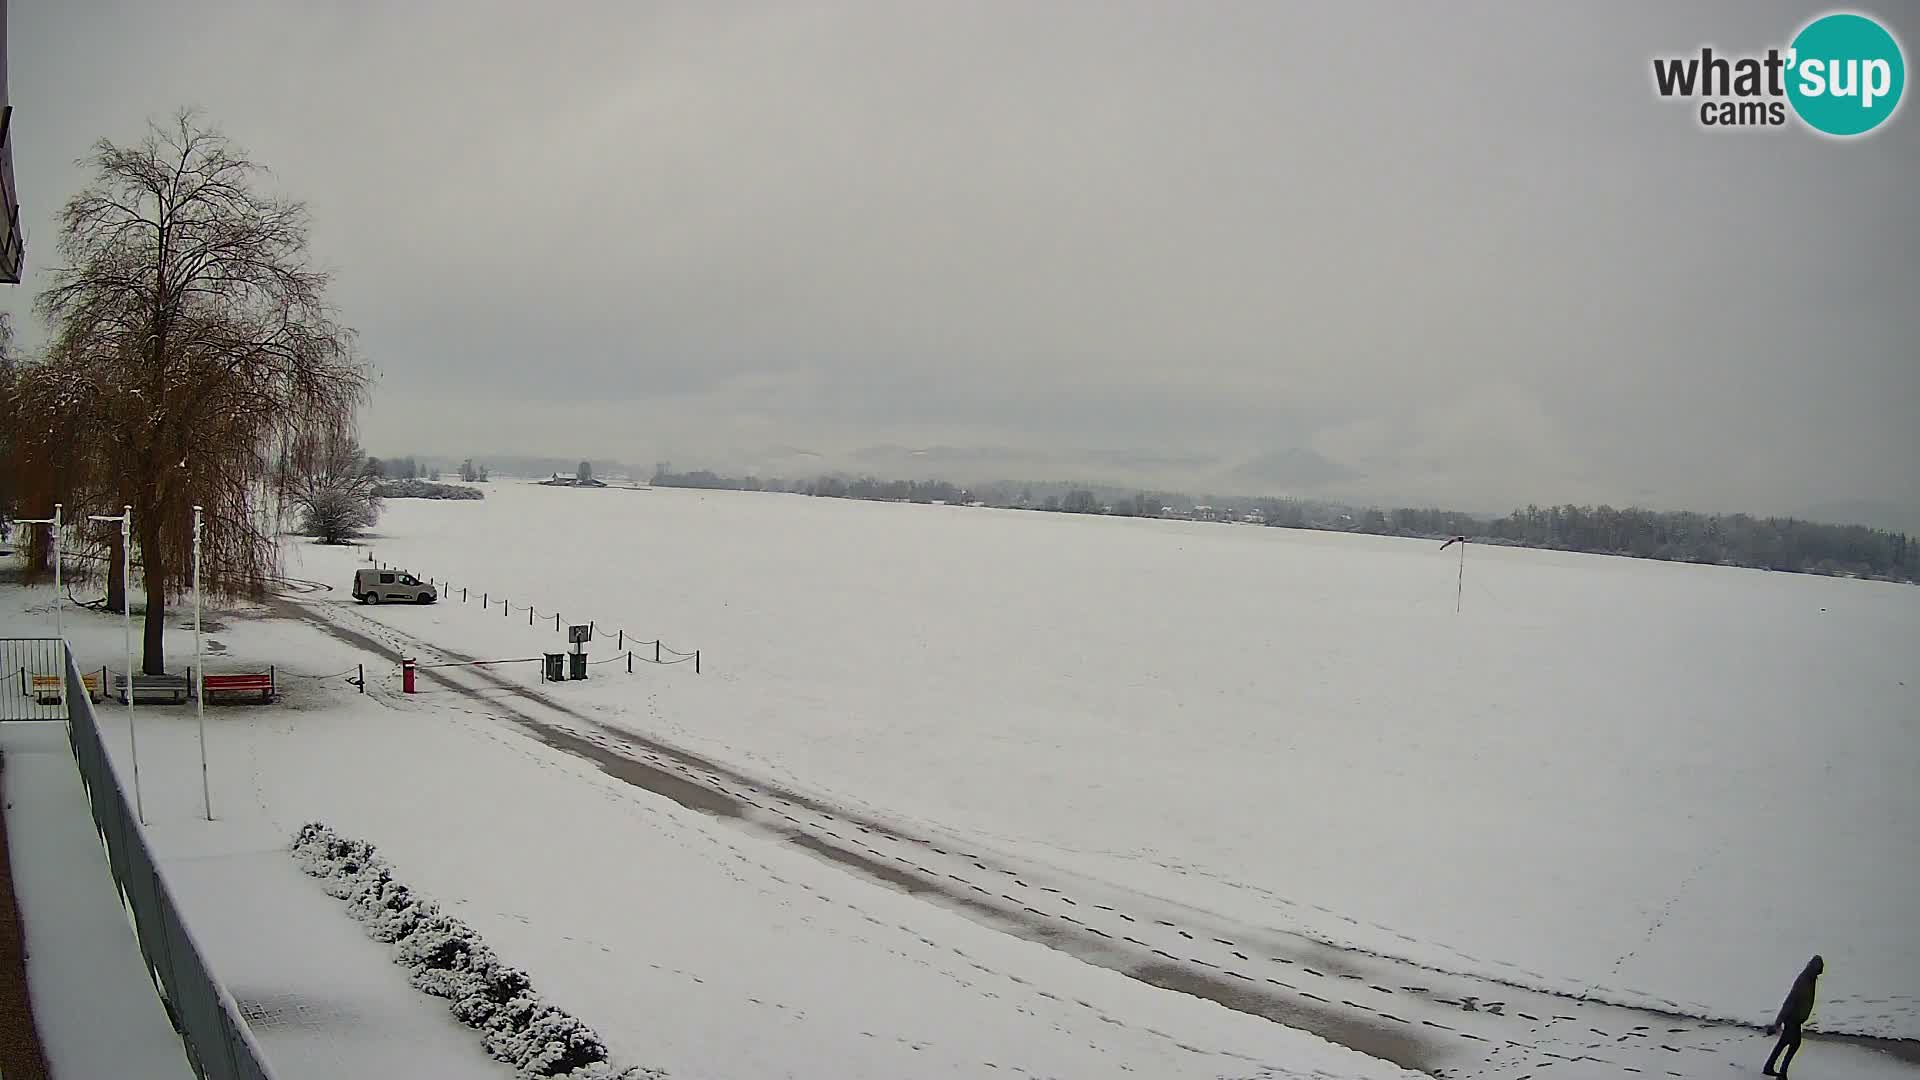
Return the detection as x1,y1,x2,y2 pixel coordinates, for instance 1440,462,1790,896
30,672,103,704
113,674,191,705
201,671,276,704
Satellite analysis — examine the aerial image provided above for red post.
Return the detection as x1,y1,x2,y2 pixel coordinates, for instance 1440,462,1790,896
402,657,417,694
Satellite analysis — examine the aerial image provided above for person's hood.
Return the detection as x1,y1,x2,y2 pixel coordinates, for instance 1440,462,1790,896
1807,955,1825,976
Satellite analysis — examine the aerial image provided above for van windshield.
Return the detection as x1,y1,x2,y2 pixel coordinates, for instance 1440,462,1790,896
400,574,418,585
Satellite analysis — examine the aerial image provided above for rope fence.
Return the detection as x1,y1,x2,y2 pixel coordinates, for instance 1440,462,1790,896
361,550,703,675
275,666,360,681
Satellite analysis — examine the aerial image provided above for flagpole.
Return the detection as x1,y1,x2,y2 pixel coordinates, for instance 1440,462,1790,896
51,504,63,646
90,507,143,824
195,505,210,820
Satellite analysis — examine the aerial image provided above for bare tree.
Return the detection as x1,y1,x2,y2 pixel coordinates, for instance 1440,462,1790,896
285,429,380,544
30,109,368,673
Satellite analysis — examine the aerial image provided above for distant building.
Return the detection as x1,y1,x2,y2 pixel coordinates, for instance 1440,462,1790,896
540,472,608,488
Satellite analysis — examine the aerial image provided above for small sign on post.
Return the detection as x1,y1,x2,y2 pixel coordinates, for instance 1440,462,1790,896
566,626,590,682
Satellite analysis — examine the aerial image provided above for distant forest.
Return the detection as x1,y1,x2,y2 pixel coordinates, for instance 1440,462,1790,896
651,466,1917,584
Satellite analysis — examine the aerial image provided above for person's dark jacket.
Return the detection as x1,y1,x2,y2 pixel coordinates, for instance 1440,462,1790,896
1776,955,1824,1028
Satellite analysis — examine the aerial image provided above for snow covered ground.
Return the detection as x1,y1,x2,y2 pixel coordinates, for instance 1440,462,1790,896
2,581,1412,1080
307,483,1919,1037
3,479,1914,1079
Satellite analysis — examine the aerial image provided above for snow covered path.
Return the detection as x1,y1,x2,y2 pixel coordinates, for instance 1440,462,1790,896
294,591,1920,1080
0,721,195,1080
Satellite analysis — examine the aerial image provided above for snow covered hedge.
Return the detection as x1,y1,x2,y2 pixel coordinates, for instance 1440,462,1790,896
372,479,486,501
291,823,662,1080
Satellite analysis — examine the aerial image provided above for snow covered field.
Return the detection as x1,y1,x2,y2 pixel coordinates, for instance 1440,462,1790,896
304,483,1918,1036
4,478,1915,1079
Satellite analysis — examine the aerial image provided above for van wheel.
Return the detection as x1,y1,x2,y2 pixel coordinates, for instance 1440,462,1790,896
367,593,381,605
417,593,433,604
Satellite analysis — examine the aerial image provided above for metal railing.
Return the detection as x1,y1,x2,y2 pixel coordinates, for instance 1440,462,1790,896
0,638,71,721
60,646,281,1080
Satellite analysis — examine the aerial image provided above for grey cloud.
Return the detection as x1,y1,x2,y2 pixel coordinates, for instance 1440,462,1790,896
2,1,1914,519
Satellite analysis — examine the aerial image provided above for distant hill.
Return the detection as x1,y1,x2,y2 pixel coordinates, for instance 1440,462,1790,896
1228,447,1362,490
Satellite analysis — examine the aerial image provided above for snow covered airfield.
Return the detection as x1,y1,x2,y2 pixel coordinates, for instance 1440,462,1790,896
5,479,1915,1079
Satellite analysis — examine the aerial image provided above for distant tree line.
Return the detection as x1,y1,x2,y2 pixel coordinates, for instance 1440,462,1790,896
645,466,1916,583
365,455,422,480
1351,503,1914,580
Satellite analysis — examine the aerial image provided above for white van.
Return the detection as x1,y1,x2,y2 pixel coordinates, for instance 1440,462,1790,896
353,568,438,605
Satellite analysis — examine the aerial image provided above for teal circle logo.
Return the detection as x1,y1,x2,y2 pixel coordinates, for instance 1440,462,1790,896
1786,13,1905,136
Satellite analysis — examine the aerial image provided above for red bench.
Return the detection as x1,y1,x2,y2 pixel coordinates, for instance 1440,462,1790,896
201,671,276,703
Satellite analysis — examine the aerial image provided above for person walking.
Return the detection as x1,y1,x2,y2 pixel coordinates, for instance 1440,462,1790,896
1764,955,1823,1077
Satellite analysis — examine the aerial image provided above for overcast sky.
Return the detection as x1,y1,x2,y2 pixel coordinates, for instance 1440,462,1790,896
4,2,1915,516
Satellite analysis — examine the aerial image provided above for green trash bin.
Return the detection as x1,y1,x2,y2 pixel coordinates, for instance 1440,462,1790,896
543,653,565,682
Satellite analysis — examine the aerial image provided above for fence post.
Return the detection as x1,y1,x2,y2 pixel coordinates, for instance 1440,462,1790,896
483,591,488,607
358,663,365,693
655,641,661,664
555,613,561,631
627,651,632,674
617,629,623,650
529,606,535,626
695,650,701,675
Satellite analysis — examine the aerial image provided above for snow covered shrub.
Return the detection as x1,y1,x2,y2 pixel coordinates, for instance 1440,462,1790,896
452,962,536,1029
290,824,660,1080
506,1007,614,1077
